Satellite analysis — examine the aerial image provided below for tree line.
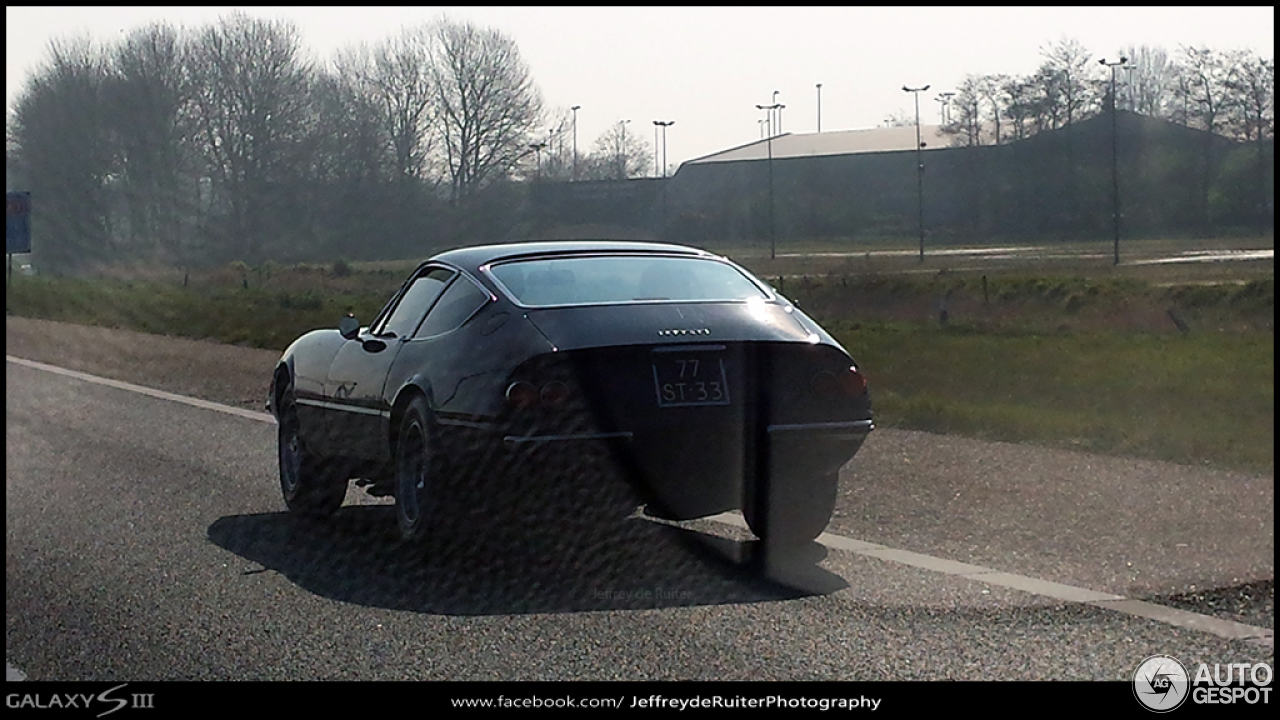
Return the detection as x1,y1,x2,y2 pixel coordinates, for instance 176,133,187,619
6,19,1273,274
927,39,1273,240
883,38,1272,150
5,12,654,272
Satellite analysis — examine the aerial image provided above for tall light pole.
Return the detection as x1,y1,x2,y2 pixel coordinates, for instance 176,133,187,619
1101,57,1127,265
653,120,674,177
617,119,631,179
653,120,675,235
816,83,823,132
759,118,767,138
936,91,955,125
1123,64,1136,111
653,122,661,177
529,141,547,181
571,105,581,181
903,84,930,262
757,101,784,259
772,90,780,135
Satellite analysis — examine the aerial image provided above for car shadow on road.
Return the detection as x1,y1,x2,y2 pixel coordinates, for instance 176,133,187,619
206,506,846,615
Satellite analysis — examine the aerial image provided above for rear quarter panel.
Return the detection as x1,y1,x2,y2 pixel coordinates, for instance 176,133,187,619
385,307,557,426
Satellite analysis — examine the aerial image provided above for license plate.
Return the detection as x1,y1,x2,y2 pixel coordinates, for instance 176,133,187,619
652,349,730,407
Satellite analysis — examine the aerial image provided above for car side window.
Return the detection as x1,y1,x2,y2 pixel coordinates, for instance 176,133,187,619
414,275,490,339
378,267,454,338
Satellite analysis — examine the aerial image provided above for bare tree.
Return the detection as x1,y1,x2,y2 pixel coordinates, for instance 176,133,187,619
1119,45,1177,117
1223,51,1274,234
977,74,1008,144
1041,37,1101,127
309,66,391,184
5,111,20,189
1223,51,1274,143
1039,38,1102,233
1177,46,1234,134
1176,45,1237,234
185,13,315,261
335,29,436,183
107,23,193,258
943,76,984,146
1001,75,1037,141
8,36,115,270
427,17,543,202
582,122,651,180
944,74,1006,146
1029,64,1066,132
535,107,576,182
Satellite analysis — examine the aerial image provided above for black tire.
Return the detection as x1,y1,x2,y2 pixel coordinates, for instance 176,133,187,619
394,396,441,542
278,385,347,518
743,470,838,548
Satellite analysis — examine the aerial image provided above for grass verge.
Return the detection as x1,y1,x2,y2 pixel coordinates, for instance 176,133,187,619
829,320,1273,474
6,267,1273,474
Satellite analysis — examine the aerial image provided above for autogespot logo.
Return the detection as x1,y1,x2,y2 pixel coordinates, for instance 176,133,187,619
1134,655,1191,712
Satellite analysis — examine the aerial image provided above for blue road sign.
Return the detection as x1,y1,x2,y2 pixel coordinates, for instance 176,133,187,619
7,192,31,254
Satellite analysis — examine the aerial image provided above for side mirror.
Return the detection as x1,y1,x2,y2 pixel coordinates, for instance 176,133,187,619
338,315,360,340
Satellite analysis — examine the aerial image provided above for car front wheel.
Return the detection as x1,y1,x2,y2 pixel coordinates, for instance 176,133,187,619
278,386,347,518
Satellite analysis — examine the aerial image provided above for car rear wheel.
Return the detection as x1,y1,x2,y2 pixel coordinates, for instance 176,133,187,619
395,397,440,543
743,470,838,548
278,386,347,518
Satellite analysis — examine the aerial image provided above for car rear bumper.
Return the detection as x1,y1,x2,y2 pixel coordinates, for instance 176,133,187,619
767,419,874,435
490,417,872,521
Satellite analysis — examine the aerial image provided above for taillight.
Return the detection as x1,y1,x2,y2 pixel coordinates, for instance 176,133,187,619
841,366,868,397
811,366,867,398
505,381,539,410
506,379,574,411
540,380,570,410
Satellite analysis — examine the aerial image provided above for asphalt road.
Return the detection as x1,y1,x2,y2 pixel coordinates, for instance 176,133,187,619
5,358,1273,681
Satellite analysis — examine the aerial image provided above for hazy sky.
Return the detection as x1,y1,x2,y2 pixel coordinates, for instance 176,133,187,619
6,6,1275,170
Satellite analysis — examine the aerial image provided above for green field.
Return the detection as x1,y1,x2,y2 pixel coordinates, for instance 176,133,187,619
831,321,1272,471
5,243,1273,474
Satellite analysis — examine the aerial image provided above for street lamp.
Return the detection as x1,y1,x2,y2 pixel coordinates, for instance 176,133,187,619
903,84,930,262
618,119,631,179
816,83,823,133
1122,64,1136,112
772,90,780,135
1100,57,1127,265
653,123,660,177
528,142,547,181
571,105,581,181
936,91,955,125
653,120,675,235
756,100,784,259
653,120,674,178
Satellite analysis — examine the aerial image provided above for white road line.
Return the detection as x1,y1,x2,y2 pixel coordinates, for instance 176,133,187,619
8,354,1274,650
704,516,1273,649
6,662,27,681
6,355,275,424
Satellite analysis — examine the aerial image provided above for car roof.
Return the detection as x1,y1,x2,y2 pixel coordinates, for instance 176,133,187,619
430,240,712,271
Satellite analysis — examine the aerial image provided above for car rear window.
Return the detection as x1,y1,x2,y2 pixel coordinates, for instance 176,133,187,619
488,255,769,307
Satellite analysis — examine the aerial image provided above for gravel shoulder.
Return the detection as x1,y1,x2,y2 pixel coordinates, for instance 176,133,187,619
6,316,281,410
